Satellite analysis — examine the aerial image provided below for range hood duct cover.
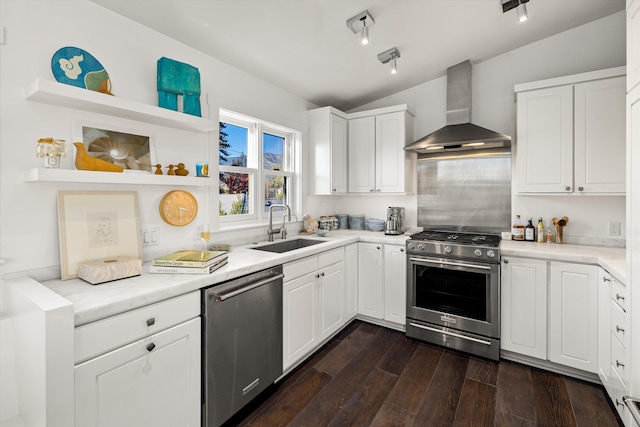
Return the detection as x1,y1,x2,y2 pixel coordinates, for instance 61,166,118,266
405,60,511,154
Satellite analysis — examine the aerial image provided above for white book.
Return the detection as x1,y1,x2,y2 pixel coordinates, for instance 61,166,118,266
148,260,228,275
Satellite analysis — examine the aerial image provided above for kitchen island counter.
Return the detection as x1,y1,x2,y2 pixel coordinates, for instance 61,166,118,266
500,240,626,282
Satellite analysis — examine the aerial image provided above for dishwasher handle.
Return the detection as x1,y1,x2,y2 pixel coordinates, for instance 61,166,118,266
211,272,284,302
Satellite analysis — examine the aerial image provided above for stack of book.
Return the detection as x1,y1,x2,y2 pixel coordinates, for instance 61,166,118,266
149,250,228,274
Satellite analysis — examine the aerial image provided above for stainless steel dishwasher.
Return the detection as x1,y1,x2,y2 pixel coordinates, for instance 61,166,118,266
202,265,284,427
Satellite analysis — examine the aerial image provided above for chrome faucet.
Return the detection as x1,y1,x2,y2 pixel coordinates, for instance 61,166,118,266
267,204,291,241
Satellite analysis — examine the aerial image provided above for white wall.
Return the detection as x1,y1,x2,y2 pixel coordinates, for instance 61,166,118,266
0,0,318,278
350,11,626,245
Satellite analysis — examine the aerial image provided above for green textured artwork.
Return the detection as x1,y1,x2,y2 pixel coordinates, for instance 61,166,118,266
157,57,201,117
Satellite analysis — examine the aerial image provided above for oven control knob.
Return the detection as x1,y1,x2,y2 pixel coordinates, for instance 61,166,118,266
487,250,496,258
417,244,425,251
407,243,414,251
444,246,452,254
474,249,483,257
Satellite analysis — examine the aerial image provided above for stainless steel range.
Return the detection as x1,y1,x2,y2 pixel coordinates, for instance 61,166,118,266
406,228,501,361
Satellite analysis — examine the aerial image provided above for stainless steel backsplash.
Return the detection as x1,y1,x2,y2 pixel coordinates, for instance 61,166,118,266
417,152,511,231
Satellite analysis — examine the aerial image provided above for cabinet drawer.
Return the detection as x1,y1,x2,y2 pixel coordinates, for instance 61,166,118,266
318,247,345,269
75,291,200,363
284,256,318,282
610,367,631,422
611,334,629,386
611,300,630,349
611,277,627,311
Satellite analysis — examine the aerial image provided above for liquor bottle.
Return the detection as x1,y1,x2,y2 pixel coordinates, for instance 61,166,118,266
537,218,545,243
512,215,525,241
525,217,535,241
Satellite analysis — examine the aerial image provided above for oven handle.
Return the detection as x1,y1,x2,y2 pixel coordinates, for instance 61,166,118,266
409,322,492,346
409,257,492,271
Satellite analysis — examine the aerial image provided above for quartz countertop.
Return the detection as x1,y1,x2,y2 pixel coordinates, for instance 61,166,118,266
500,240,626,282
42,230,409,326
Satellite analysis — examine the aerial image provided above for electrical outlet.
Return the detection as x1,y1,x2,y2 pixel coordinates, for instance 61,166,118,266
608,221,621,236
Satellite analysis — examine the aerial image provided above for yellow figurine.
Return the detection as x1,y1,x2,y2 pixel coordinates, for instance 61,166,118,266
175,163,189,176
154,164,163,175
73,142,124,172
166,164,175,175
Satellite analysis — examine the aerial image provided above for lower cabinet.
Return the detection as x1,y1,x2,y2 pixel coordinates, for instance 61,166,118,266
548,262,599,373
282,247,345,371
358,242,406,326
598,268,612,391
345,243,359,320
74,292,201,427
500,257,599,375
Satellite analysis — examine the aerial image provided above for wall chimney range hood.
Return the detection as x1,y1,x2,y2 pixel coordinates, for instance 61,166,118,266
404,60,511,154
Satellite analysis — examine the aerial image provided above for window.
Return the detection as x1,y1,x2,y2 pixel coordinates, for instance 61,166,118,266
218,109,298,225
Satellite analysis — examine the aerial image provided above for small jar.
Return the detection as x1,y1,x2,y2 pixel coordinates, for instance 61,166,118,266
36,138,66,168
336,214,349,229
327,216,339,230
349,214,365,230
318,216,331,230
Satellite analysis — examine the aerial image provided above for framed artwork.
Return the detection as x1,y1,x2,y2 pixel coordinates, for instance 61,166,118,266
57,191,142,280
72,120,155,172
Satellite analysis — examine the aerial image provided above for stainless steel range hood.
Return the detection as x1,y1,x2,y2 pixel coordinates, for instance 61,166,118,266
404,60,511,154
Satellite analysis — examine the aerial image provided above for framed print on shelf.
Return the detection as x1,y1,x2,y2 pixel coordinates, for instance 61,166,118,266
57,191,142,280
72,119,155,172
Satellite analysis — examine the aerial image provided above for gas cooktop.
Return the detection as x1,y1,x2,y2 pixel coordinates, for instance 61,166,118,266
409,230,501,247
406,229,501,262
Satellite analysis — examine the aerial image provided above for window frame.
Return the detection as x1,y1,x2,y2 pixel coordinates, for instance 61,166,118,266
218,109,300,227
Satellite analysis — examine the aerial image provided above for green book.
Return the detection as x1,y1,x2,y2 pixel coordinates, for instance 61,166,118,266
152,250,228,267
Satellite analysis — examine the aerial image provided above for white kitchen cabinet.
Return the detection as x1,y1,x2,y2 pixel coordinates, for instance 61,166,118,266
628,0,640,91
345,243,359,320
598,268,612,392
515,68,626,194
358,242,384,319
500,257,548,359
383,244,406,325
74,292,201,427
308,107,348,195
348,109,414,194
358,242,406,326
282,247,346,371
548,262,599,373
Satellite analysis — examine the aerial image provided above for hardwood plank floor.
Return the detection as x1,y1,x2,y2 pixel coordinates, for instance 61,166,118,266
226,320,621,427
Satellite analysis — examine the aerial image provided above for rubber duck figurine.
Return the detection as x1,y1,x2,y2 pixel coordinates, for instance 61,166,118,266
166,164,175,175
153,164,163,175
73,142,124,172
175,163,189,176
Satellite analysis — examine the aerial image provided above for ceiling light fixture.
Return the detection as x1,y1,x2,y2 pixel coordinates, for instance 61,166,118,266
378,47,401,74
346,10,375,45
501,0,529,23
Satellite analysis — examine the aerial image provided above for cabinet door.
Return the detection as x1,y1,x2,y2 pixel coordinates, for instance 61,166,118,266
500,257,548,359
348,116,376,193
516,86,574,193
330,114,348,193
75,318,201,427
317,261,346,341
628,0,640,91
310,109,347,195
345,243,359,320
548,262,599,373
375,111,407,193
574,77,626,193
598,269,612,391
283,272,317,371
358,243,384,319
383,244,406,325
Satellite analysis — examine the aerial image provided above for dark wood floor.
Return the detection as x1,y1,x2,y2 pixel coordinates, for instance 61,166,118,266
225,320,621,427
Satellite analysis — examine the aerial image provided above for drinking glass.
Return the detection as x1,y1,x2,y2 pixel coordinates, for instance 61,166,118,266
200,224,211,254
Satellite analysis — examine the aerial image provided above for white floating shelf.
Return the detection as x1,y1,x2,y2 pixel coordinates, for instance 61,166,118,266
25,79,217,132
24,168,212,187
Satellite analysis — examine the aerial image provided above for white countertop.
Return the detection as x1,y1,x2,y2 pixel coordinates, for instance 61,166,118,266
41,231,627,327
42,230,409,326
500,240,626,282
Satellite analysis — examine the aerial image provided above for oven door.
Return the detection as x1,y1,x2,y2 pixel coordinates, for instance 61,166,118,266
407,256,499,339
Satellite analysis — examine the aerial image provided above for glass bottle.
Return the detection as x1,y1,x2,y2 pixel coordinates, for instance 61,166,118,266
537,218,545,243
525,217,535,241
512,215,524,241
546,226,554,243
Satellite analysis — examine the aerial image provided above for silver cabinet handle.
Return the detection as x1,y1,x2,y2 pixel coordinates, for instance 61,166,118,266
616,360,625,368
146,318,155,327
616,294,625,301
578,186,584,191
332,188,337,192
603,277,611,283
503,259,509,264
400,248,404,252
369,189,375,192
565,186,571,191
616,325,625,333
146,343,156,352
616,399,623,407
376,246,381,250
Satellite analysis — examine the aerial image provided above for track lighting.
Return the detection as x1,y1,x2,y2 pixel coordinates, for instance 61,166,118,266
501,0,530,23
346,10,375,46
378,47,400,74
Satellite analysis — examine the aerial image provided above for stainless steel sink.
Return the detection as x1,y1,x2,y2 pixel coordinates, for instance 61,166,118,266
251,238,324,253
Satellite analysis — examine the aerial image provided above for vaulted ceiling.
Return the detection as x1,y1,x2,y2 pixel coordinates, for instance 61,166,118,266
91,0,625,111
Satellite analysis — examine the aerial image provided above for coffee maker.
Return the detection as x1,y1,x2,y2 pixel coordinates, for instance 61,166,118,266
385,207,405,235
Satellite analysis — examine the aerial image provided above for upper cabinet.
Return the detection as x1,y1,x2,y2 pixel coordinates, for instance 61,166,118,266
628,0,640,91
515,68,626,195
308,107,348,195
308,104,414,195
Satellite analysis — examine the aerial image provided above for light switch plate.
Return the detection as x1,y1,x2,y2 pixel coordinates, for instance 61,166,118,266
608,221,621,236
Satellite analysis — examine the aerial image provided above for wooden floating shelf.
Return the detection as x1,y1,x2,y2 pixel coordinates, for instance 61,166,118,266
24,79,217,132
24,168,212,187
